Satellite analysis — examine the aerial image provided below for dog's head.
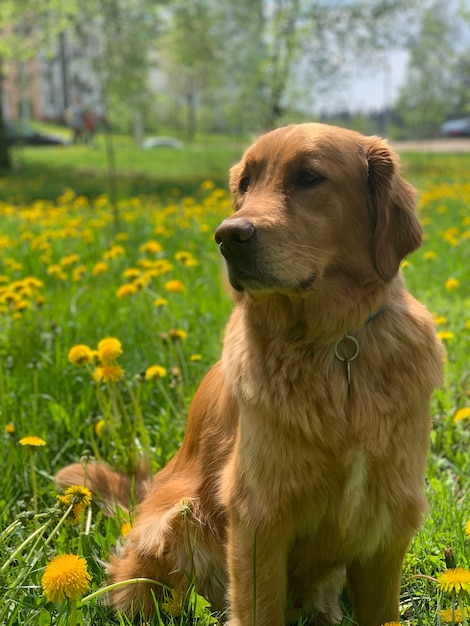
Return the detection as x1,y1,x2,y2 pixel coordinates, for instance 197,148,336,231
215,123,421,297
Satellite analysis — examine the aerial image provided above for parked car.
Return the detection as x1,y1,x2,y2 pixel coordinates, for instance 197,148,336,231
5,121,69,147
439,117,470,137
141,136,183,150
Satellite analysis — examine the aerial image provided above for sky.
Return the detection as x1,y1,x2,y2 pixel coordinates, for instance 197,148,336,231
315,49,410,114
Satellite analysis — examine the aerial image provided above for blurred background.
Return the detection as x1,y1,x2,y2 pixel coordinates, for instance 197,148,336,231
1,0,469,172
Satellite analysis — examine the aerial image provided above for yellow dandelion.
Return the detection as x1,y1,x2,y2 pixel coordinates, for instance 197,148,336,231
139,240,163,254
174,251,198,267
161,588,182,617
68,344,94,366
5,423,15,435
423,250,438,260
95,419,106,438
133,275,150,290
168,328,187,341
145,365,167,380
381,623,402,626
41,554,91,603
121,521,132,537
201,179,215,190
190,354,202,361
72,265,87,282
13,299,30,313
465,320,470,331
97,337,122,364
153,297,168,308
437,567,470,594
434,315,449,326
117,283,138,298
164,279,185,293
103,244,125,260
91,261,108,277
19,436,46,448
123,268,141,280
466,519,470,540
445,277,460,292
57,485,92,524
93,364,124,383
59,253,80,268
437,331,455,341
454,408,470,424
58,485,92,508
439,609,468,624
19,436,45,514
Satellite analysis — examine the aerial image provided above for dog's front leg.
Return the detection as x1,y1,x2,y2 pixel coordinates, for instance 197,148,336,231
226,511,289,626
346,540,409,626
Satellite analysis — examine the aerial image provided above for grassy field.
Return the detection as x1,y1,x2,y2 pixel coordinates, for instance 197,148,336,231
0,140,469,625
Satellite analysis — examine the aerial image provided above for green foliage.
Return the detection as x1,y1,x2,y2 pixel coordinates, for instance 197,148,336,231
0,148,469,624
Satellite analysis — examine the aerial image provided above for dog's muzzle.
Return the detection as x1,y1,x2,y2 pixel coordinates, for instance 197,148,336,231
215,218,255,256
214,218,260,291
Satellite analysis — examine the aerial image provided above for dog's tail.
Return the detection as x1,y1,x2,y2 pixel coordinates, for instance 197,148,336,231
55,460,152,514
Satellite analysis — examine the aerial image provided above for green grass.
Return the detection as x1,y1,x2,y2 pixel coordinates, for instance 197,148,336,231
4,130,246,202
0,144,469,625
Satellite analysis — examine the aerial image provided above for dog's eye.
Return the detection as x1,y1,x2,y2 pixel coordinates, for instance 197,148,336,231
296,171,326,187
239,176,251,193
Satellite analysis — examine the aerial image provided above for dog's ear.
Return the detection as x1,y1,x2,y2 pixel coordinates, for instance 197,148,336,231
366,137,422,280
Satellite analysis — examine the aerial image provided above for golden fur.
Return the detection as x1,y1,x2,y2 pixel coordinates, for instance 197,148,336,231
56,123,443,625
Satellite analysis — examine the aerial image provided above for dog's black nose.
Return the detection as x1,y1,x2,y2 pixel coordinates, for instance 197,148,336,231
215,218,255,250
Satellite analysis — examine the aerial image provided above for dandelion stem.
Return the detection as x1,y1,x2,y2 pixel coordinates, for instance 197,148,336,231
70,600,78,626
80,577,169,604
458,592,468,626
84,505,93,536
0,518,22,543
43,503,74,549
29,450,38,515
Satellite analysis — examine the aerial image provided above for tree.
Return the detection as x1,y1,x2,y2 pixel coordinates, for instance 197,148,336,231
191,0,434,133
157,0,224,139
394,0,463,138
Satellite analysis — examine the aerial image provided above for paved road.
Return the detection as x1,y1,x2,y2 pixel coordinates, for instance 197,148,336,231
389,138,470,153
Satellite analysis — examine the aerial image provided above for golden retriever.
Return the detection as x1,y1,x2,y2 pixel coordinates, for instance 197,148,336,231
56,123,443,625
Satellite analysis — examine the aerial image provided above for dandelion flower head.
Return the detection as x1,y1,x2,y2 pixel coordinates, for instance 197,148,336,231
93,364,124,383
454,407,470,424
440,607,468,623
164,279,185,293
168,328,187,341
97,337,122,364
68,344,95,366
437,567,470,594
145,365,167,380
19,436,46,448
58,485,92,508
57,485,92,524
445,277,460,292
161,588,182,617
41,554,91,602
117,283,138,299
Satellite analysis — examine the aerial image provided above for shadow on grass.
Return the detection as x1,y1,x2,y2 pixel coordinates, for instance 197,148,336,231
0,162,229,204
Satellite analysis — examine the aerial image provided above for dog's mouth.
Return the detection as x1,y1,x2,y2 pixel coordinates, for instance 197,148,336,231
215,220,317,294
224,262,317,294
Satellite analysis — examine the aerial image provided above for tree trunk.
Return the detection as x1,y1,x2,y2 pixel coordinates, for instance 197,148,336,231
0,59,12,171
